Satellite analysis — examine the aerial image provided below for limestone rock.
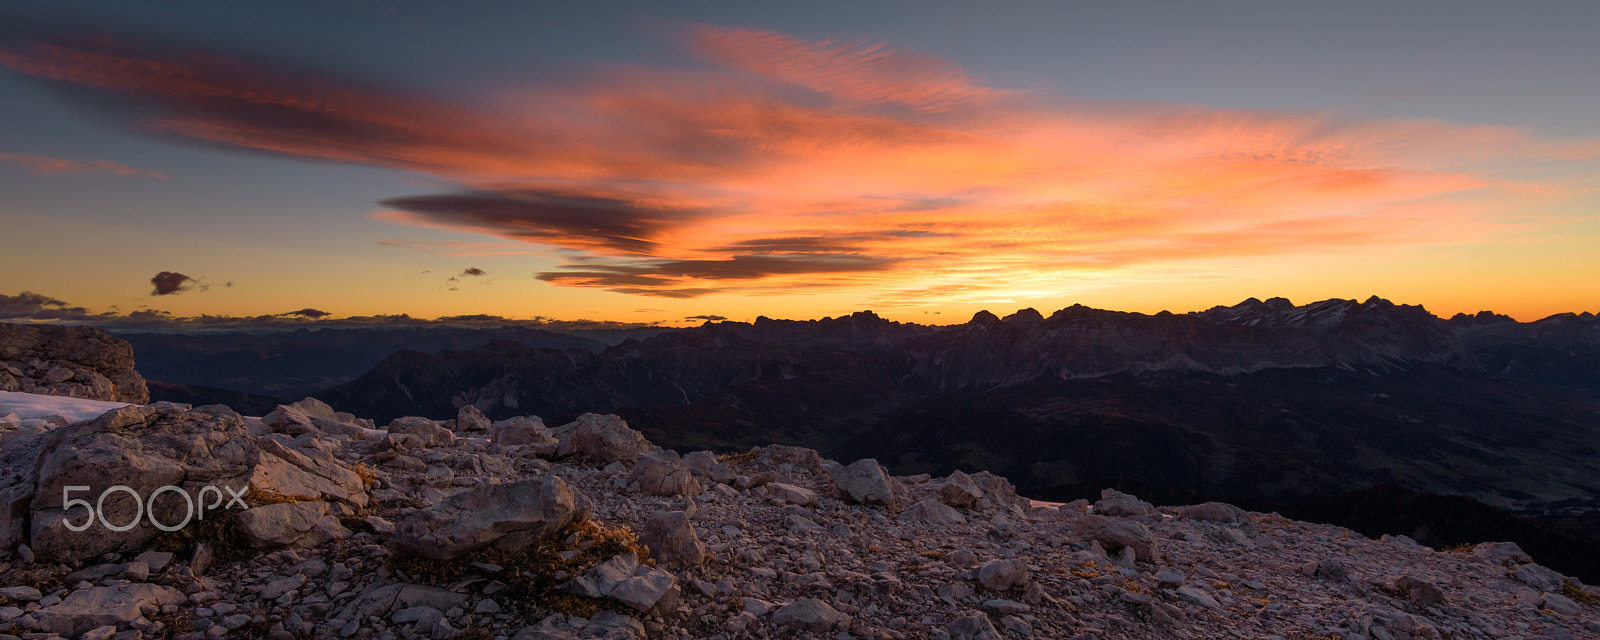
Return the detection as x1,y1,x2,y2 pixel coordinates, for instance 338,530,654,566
903,498,968,525
559,552,679,612
1095,488,1159,517
639,510,705,569
28,405,259,562
236,501,352,549
628,449,700,497
489,415,554,447
0,323,147,403
1513,563,1566,593
1474,541,1533,566
33,583,185,636
1176,501,1248,523
246,438,369,508
1069,513,1159,562
387,416,456,447
455,404,492,432
936,470,983,508
948,612,1003,640
556,414,653,464
771,598,848,632
683,451,736,485
968,471,1030,511
767,482,818,506
263,398,341,436
976,558,1030,591
390,476,588,560
832,458,908,512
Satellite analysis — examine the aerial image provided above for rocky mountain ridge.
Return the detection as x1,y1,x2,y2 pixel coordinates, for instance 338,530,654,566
1,396,1598,640
119,327,607,401
310,298,1600,517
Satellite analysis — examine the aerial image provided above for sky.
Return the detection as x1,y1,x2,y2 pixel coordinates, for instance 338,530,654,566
2,1,1598,327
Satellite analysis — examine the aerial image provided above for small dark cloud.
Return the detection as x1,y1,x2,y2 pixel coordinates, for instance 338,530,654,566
0,292,668,332
0,291,95,321
537,254,899,298
460,267,488,277
685,314,728,322
224,281,234,288
605,287,720,299
150,271,195,296
125,309,174,321
381,190,701,255
715,237,866,254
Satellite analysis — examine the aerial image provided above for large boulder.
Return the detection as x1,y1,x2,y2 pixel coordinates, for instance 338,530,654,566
1176,501,1248,523
682,451,735,485
1068,513,1159,562
455,404,492,432
244,438,369,508
903,499,967,525
968,471,1030,512
1094,489,1158,517
331,583,467,633
0,426,50,551
771,598,849,632
936,470,983,508
262,398,371,438
832,458,908,512
235,501,351,549
555,414,654,464
1473,541,1533,566
28,405,260,562
389,476,589,560
32,583,186,636
1513,563,1566,593
639,510,704,569
628,449,700,497
559,552,679,613
489,415,554,447
976,558,1030,590
387,416,455,447
8,404,368,562
0,323,148,403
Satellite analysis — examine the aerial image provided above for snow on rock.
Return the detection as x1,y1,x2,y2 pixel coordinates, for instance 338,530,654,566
0,389,130,426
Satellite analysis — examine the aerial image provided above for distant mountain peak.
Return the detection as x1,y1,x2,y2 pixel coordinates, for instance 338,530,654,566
1002,308,1044,324
969,310,1001,325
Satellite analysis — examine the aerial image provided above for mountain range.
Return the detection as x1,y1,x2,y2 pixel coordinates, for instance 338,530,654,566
304,296,1600,519
120,326,607,400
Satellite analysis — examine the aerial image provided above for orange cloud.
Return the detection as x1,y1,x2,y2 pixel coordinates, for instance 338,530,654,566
0,150,168,178
4,28,1594,303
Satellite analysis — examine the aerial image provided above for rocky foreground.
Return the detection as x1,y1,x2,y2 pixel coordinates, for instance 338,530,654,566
1,398,1598,640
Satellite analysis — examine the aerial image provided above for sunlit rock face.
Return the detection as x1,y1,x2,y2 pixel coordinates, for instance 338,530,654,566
0,323,148,403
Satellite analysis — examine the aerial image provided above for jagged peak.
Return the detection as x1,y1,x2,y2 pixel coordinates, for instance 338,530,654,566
1450,310,1517,326
1002,308,1044,324
969,310,1001,325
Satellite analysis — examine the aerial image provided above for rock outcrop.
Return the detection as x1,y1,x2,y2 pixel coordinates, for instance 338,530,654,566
0,323,147,403
1,402,1597,640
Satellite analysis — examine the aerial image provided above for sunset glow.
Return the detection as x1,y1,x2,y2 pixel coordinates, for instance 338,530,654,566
3,3,1598,325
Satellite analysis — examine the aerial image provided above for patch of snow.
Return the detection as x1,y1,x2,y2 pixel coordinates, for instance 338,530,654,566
0,390,132,424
